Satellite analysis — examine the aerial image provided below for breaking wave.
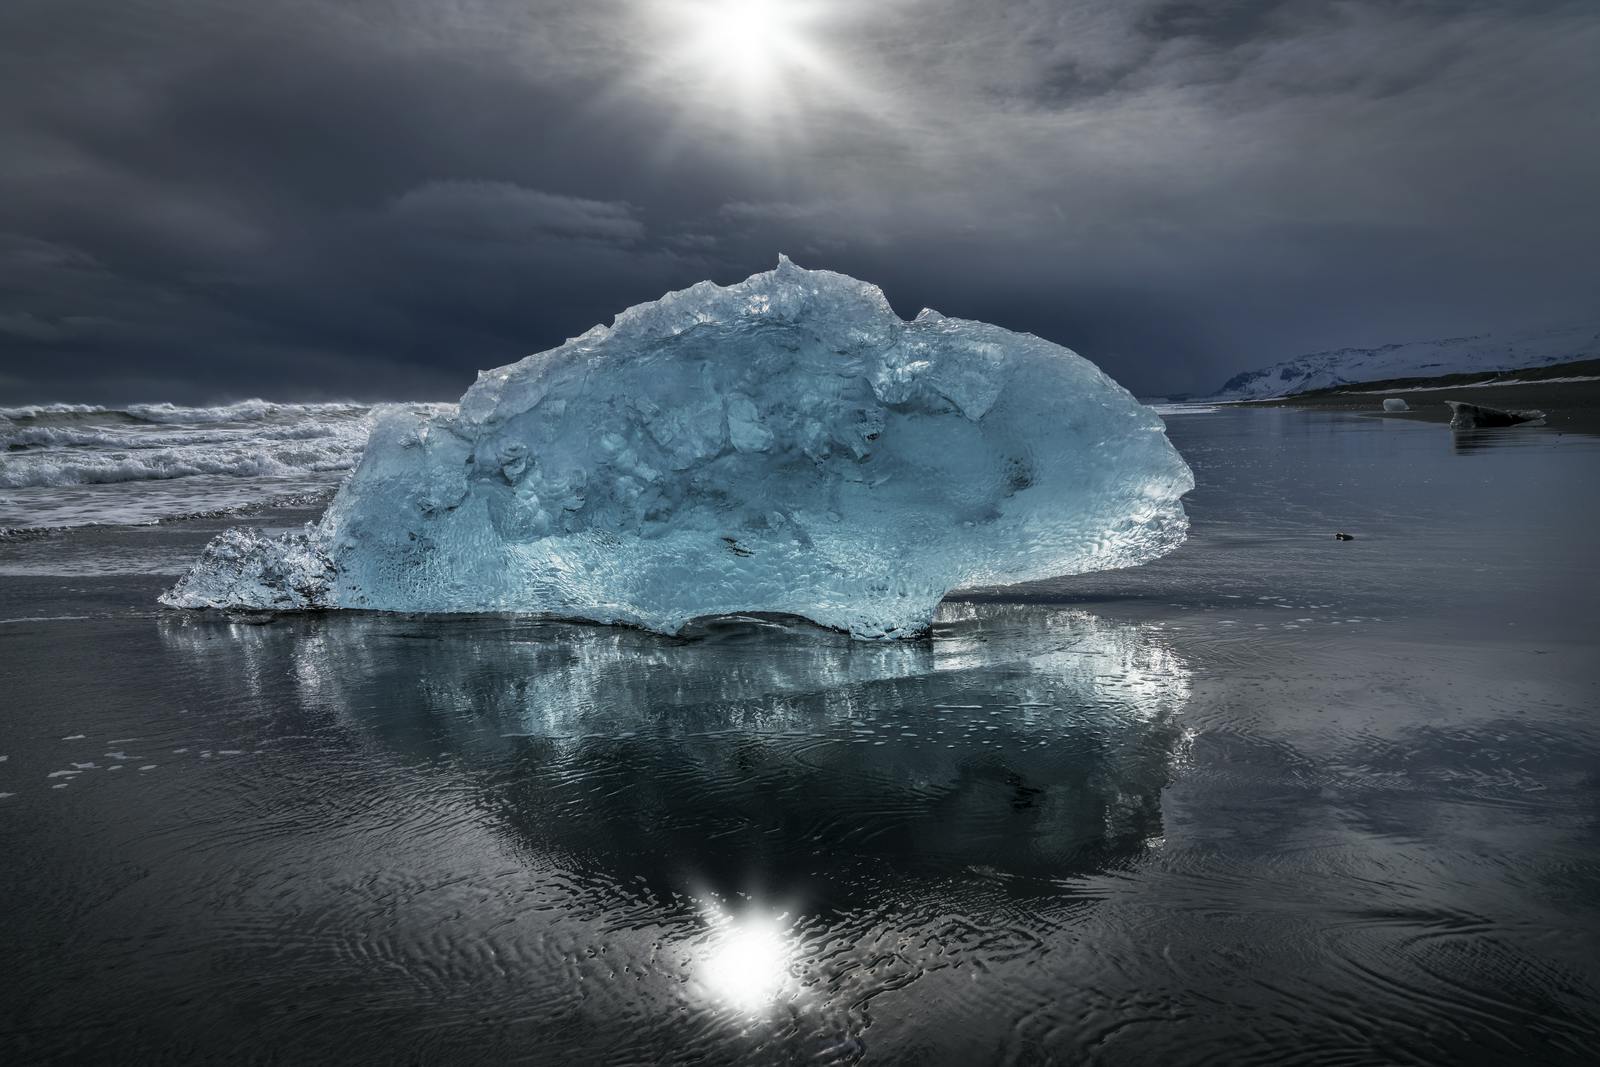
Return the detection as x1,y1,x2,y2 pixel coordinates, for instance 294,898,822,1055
124,400,369,425
0,443,362,489
0,403,110,420
0,400,388,489
0,399,451,527
0,399,369,425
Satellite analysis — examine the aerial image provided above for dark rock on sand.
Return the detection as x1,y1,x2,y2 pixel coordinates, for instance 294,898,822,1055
1447,400,1545,431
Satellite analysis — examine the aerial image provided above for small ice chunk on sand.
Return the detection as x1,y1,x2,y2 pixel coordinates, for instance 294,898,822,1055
1382,398,1409,412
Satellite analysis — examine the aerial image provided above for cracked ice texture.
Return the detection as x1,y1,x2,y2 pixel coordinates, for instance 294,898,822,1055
163,258,1194,637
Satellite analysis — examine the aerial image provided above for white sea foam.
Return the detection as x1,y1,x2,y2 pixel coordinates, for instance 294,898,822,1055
0,446,356,488
0,402,109,419
1,421,351,451
123,400,368,424
0,399,451,529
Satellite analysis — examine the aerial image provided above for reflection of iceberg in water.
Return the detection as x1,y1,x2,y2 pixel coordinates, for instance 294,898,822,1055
162,605,1190,896
1451,427,1546,455
156,604,1190,1046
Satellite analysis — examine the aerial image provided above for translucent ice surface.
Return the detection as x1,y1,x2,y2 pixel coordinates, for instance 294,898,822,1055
163,258,1194,637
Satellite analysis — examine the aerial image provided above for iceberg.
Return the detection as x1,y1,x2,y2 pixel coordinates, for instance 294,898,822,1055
162,258,1194,638
1382,397,1409,412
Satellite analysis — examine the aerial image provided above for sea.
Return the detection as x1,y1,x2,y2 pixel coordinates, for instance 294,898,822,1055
2,401,1598,1063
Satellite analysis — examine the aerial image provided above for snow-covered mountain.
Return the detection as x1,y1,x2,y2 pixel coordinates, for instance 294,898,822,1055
1210,322,1600,401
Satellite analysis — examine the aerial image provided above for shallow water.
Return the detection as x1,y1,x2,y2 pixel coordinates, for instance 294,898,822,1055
2,409,1598,1063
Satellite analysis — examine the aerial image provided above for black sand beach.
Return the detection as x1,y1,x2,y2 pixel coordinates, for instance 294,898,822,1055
5,407,1600,1063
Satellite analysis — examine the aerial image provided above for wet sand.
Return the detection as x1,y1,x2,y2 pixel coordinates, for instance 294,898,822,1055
5,408,1600,1063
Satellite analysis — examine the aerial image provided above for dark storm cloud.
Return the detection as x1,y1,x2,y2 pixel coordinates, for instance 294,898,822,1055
0,0,1596,403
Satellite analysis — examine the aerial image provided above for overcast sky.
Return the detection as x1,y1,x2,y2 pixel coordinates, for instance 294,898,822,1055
1,0,1596,403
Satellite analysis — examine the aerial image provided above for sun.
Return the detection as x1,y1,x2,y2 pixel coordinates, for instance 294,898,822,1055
699,0,791,65
681,0,812,93
622,0,882,147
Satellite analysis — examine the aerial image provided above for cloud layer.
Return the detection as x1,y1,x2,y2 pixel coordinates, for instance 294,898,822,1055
1,0,1595,401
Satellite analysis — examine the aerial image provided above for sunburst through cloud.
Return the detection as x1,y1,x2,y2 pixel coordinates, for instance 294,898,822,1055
626,0,892,153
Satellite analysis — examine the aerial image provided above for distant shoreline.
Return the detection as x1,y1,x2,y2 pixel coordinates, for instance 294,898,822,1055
1221,357,1600,435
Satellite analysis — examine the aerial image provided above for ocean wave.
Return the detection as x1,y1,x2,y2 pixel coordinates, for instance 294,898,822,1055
0,398,370,425
0,400,454,530
0,402,110,420
123,400,369,424
0,442,364,488
3,420,367,452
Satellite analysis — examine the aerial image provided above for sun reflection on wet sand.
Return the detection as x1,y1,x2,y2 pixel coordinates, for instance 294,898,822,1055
695,908,798,1013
